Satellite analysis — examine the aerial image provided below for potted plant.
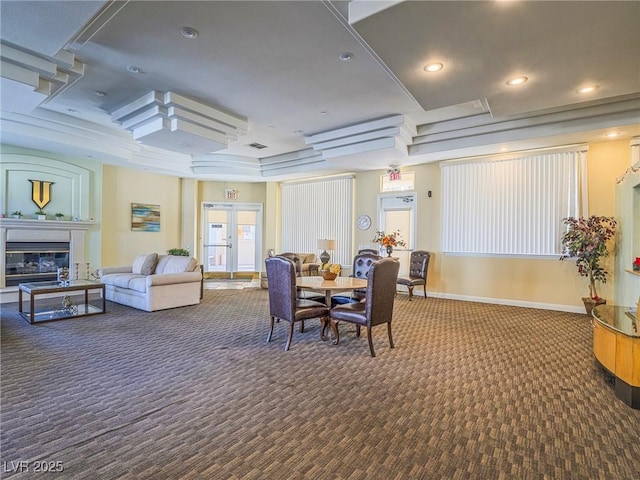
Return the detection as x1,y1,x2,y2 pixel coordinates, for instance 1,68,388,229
560,215,617,315
55,212,65,221
11,210,22,219
35,208,46,220
167,248,190,256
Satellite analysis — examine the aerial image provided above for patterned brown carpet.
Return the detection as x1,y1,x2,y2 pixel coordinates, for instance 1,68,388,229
1,289,639,479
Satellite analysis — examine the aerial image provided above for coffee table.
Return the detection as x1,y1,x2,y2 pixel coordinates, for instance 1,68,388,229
18,280,106,324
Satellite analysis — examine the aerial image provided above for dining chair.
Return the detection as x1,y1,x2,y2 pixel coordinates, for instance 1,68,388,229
357,248,379,255
276,253,325,303
265,256,330,350
329,257,400,357
396,250,430,301
331,252,381,306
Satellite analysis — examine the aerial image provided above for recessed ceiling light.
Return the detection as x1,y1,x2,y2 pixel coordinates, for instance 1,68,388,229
127,65,143,74
339,52,354,61
424,62,444,72
67,108,78,113
320,111,327,116
179,142,191,148
95,90,106,97
577,85,598,94
294,130,304,136
604,132,620,138
506,76,528,86
181,27,199,39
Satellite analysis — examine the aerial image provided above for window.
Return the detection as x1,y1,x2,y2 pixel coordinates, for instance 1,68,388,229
281,176,353,266
440,147,588,256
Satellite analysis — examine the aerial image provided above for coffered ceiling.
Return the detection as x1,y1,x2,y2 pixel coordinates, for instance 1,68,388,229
1,0,639,181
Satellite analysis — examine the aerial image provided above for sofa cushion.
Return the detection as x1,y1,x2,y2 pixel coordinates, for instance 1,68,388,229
132,253,158,275
102,273,146,289
155,255,198,274
128,276,148,293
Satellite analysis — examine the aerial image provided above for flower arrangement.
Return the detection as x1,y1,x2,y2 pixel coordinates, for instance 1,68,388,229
320,263,341,280
560,216,617,300
372,230,406,247
321,263,341,274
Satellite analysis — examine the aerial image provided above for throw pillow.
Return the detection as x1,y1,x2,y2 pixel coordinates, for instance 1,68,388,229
131,253,158,275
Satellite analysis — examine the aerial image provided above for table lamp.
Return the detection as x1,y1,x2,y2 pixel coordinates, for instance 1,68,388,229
317,239,336,265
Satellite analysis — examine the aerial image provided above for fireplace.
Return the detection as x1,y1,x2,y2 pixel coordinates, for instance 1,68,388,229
5,241,70,286
0,218,93,302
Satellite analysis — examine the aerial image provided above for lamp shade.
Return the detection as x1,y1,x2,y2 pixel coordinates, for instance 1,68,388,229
317,239,336,250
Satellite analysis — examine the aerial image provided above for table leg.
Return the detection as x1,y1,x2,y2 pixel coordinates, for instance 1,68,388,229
18,288,23,315
30,292,35,324
85,289,89,311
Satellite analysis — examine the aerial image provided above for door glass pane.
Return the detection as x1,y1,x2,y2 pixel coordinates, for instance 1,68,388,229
383,209,411,274
237,210,257,272
205,209,229,273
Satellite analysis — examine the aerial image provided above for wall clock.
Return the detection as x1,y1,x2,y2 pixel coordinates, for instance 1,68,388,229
357,214,372,230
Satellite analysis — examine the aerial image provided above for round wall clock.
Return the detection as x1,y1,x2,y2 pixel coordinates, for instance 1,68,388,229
357,214,372,230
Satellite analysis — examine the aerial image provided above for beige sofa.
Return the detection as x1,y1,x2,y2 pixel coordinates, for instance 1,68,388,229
99,253,202,312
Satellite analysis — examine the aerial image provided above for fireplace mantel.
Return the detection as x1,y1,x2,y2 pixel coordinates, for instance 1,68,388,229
0,218,95,302
0,218,94,229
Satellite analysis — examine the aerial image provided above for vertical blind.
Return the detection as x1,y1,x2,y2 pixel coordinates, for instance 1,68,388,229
281,176,353,266
440,148,588,255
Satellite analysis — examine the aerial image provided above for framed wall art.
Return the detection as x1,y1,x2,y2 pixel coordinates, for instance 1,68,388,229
131,203,160,232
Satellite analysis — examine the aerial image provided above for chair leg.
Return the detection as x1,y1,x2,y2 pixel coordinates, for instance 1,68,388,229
330,319,340,345
423,284,427,298
267,316,275,342
408,286,414,301
355,325,361,337
284,322,295,351
320,316,329,341
367,328,376,357
387,322,394,349
299,320,305,333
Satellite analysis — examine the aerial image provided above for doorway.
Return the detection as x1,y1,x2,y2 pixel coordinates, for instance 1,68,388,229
202,202,263,278
377,193,416,275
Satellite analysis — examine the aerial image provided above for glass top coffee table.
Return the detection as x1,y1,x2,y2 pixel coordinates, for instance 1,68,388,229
18,280,106,324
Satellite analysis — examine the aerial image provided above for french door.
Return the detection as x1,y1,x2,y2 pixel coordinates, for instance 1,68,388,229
202,202,263,278
377,193,416,275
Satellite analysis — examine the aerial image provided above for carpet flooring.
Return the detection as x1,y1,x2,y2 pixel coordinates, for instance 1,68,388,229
1,289,639,479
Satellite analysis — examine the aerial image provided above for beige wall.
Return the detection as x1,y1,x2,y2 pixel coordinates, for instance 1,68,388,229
353,140,631,310
5,139,631,310
101,165,183,266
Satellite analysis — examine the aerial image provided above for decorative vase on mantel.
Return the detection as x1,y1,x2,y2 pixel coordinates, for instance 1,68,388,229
583,296,606,317
386,245,393,257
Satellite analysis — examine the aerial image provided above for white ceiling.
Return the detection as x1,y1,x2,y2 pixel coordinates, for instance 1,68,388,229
1,0,639,182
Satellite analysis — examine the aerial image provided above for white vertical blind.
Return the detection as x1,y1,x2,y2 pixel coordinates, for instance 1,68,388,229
440,148,587,255
281,176,353,266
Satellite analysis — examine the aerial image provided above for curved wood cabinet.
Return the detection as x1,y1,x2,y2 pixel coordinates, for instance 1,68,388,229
592,305,640,409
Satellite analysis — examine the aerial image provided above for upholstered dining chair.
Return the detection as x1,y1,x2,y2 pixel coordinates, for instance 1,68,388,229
396,250,431,301
329,257,400,357
357,248,379,255
265,256,330,351
331,252,381,306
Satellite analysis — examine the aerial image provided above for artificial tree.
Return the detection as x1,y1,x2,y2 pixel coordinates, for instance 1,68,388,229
560,216,617,309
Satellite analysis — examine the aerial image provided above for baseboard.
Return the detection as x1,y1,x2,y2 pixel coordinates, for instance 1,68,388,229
396,288,585,314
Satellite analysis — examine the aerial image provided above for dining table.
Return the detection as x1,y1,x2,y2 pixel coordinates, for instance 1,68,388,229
296,275,367,340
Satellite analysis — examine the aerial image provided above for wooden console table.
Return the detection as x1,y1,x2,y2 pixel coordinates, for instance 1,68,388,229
592,305,639,409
